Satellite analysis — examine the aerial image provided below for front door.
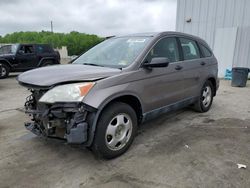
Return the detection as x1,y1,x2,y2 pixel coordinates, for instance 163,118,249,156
136,37,187,113
16,45,37,70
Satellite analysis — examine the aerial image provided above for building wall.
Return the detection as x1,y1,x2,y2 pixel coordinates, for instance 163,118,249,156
55,46,68,58
233,26,250,68
176,0,250,74
176,0,250,47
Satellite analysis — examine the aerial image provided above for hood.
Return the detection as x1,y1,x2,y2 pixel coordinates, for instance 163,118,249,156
17,64,121,88
0,54,15,59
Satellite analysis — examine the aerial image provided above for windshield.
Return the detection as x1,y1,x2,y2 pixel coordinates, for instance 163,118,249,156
73,37,151,68
0,44,18,55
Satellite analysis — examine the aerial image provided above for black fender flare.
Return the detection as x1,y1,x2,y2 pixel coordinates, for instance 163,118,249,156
38,57,59,67
0,58,12,68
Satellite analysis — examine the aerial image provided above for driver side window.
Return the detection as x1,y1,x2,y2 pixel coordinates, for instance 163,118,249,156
145,37,180,63
19,45,34,54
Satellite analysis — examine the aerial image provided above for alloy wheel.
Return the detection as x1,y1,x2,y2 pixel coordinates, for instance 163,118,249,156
202,86,212,108
1,66,6,76
105,113,133,151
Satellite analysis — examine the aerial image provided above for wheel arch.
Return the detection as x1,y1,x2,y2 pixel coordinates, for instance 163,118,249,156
86,93,143,146
0,59,12,69
207,77,217,96
105,95,143,123
38,57,59,66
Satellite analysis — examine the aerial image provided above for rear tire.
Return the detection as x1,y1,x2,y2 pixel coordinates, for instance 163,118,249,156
193,80,214,112
0,64,10,79
91,102,137,159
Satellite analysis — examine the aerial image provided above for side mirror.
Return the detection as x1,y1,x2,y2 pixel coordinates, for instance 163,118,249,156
143,57,170,68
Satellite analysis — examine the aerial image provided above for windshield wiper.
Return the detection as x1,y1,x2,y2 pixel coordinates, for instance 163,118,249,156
83,63,104,67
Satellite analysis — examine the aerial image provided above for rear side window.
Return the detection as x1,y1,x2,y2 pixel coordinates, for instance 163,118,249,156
200,44,212,57
36,45,53,53
145,37,180,63
179,38,200,60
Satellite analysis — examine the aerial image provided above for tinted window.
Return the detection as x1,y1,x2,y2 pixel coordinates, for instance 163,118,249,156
36,45,52,53
200,44,212,57
179,38,200,60
145,37,180,63
19,45,34,54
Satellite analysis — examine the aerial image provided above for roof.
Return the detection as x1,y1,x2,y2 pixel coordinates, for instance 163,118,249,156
113,31,207,43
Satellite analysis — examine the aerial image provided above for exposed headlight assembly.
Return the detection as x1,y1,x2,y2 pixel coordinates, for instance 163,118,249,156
39,82,95,103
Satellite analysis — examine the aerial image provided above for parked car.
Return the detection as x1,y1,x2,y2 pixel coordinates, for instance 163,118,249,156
0,44,60,78
17,32,219,159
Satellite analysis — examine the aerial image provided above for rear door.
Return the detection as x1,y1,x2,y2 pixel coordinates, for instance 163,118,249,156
177,37,203,98
16,45,38,70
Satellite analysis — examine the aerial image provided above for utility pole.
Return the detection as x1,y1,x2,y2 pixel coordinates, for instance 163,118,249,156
50,21,53,33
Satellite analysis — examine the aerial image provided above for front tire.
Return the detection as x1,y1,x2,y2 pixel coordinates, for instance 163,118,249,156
91,102,138,159
0,64,10,79
193,80,214,112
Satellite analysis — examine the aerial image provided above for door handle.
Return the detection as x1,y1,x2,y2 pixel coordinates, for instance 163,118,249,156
200,62,206,66
175,65,183,70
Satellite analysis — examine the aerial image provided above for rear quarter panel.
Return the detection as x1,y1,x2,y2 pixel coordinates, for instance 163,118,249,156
199,55,218,92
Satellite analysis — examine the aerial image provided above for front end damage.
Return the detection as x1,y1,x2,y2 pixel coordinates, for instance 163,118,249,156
24,89,96,144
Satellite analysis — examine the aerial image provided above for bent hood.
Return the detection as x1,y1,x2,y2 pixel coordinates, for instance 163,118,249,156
17,64,121,88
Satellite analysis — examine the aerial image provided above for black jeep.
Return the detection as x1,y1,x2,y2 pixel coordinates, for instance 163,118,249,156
0,44,60,78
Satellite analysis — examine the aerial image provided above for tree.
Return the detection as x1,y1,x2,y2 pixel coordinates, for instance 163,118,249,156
0,31,103,55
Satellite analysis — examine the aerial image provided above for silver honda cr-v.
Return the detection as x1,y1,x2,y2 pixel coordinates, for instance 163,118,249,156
18,32,219,159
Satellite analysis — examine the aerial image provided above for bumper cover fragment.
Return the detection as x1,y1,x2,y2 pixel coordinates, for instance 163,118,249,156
66,122,88,144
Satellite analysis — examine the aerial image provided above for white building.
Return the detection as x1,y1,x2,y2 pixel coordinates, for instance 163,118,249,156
176,0,250,77
55,46,68,58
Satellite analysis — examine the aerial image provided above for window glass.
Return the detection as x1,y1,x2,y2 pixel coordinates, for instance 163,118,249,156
20,45,34,54
145,37,180,63
179,38,200,60
36,45,52,53
0,46,11,54
0,45,18,54
200,44,212,57
73,37,152,68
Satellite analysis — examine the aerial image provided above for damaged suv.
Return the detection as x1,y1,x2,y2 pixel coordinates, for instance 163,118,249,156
18,32,219,159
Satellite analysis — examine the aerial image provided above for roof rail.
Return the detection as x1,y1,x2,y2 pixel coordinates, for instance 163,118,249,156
105,36,115,39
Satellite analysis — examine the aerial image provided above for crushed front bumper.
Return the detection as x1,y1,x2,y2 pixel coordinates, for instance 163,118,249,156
25,97,97,144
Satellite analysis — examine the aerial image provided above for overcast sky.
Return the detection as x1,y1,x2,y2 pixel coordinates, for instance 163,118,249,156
0,0,177,37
